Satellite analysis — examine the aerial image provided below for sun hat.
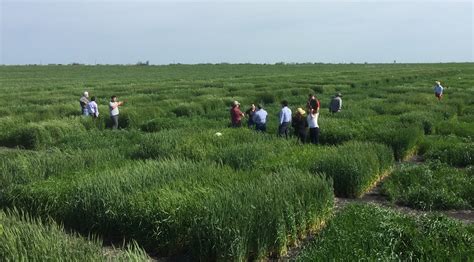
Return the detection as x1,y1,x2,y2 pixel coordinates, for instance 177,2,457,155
336,92,342,97
297,108,306,115
233,101,240,106
435,81,441,85
214,132,222,137
84,91,89,97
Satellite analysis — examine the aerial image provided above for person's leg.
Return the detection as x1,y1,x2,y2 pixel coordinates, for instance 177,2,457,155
314,127,320,144
284,123,289,139
111,115,119,129
309,128,316,144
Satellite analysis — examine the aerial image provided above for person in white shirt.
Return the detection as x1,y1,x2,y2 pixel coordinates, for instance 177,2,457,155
87,96,99,118
278,100,292,139
434,81,444,101
109,95,124,129
307,109,320,144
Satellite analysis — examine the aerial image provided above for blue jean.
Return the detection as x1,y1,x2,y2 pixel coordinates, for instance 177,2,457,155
111,115,119,129
82,108,89,116
279,122,290,139
255,123,266,132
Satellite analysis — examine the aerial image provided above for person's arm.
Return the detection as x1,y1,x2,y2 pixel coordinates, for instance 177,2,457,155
279,110,283,124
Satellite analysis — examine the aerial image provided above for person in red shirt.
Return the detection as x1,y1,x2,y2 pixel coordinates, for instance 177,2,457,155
230,101,245,127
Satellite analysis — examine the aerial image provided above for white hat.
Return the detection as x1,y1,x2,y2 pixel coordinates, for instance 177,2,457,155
233,101,240,106
84,91,89,97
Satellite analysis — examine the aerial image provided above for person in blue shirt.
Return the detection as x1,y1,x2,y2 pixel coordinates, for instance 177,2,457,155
253,104,268,132
278,100,292,139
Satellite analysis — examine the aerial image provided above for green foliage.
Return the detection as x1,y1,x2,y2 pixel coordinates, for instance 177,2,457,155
0,119,85,149
3,160,334,260
1,63,474,259
0,209,149,261
420,136,473,167
382,162,474,210
297,204,474,261
312,142,393,197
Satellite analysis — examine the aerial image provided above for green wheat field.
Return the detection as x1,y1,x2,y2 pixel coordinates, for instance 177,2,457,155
1,63,473,260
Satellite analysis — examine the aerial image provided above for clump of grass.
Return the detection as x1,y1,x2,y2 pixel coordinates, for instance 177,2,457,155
419,136,473,167
172,103,204,117
0,119,85,149
382,162,474,210
0,208,149,261
311,141,393,198
256,92,276,104
4,160,334,260
297,204,474,261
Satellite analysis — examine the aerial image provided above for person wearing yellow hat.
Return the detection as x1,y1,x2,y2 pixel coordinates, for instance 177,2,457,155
292,107,307,143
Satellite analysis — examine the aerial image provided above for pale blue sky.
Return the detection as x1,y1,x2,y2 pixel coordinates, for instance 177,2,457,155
1,0,473,64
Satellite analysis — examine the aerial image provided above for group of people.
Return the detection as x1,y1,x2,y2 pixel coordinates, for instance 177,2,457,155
79,91,125,129
78,80,442,132
230,93,343,144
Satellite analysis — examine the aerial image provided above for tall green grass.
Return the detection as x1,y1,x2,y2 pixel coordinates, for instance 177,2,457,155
311,142,393,198
3,160,334,260
419,136,473,167
0,209,149,261
382,162,474,210
297,204,474,261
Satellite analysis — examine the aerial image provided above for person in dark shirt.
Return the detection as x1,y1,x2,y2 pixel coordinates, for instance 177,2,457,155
292,107,307,143
307,93,320,114
245,104,256,128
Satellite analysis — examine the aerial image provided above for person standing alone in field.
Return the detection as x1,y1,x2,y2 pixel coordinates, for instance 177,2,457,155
292,108,307,143
79,91,90,116
278,100,292,139
307,107,320,144
230,101,245,128
253,104,268,132
87,96,99,118
329,93,342,113
109,95,124,129
246,104,256,129
434,81,444,101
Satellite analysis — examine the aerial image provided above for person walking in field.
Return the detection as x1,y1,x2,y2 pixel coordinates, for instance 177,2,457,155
253,104,268,132
230,101,245,128
245,104,257,129
329,93,342,113
79,91,90,116
109,95,124,129
87,96,99,118
278,100,292,139
292,108,307,143
307,107,320,144
434,81,444,101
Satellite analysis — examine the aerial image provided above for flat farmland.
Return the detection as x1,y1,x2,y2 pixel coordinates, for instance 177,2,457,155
1,63,473,260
